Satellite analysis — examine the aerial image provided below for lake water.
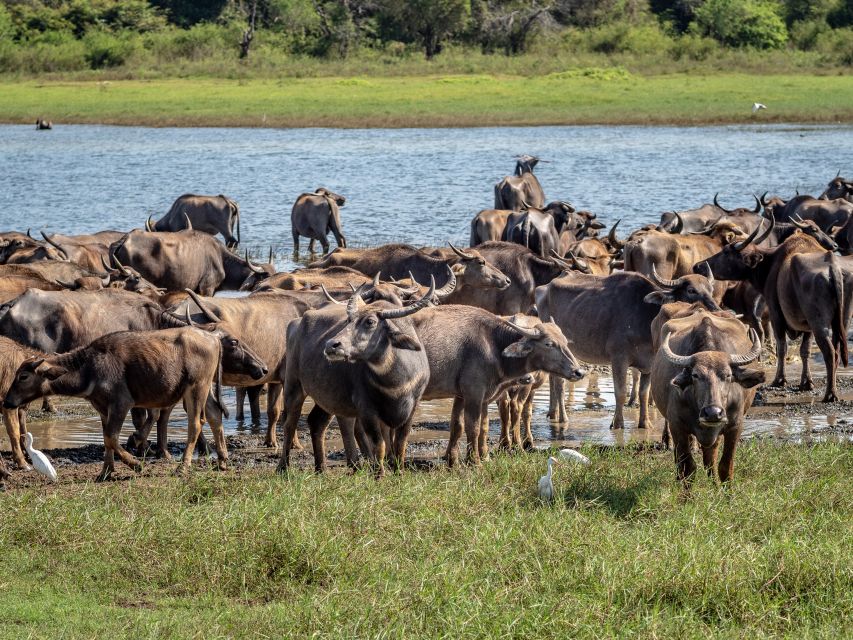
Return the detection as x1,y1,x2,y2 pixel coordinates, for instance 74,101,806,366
1,123,852,452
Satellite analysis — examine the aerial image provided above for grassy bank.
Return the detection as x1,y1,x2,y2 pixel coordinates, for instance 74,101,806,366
3,73,853,128
0,442,850,638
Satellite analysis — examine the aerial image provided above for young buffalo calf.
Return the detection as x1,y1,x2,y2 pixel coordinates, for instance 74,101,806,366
3,327,266,481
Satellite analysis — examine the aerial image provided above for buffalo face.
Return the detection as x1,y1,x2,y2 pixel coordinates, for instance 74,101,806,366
503,321,586,382
219,332,268,380
454,249,511,290
2,358,66,409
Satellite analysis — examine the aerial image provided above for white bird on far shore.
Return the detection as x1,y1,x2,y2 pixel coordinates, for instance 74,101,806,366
752,102,767,114
25,432,57,482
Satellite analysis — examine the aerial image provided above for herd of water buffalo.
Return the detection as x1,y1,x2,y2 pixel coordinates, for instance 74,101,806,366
1,156,852,489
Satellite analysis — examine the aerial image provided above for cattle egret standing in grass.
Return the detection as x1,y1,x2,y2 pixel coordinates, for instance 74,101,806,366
24,432,57,482
538,456,558,502
752,103,767,114
559,448,591,466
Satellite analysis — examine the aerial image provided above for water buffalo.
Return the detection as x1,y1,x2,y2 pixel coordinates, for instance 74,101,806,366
308,243,510,292
502,203,573,258
35,118,52,130
763,194,853,231
696,218,851,402
259,266,374,291
536,268,720,428
291,188,347,254
147,194,241,249
277,285,434,475
0,336,43,474
651,305,764,484
494,156,546,210
0,261,110,289
39,231,125,272
659,194,762,234
111,230,271,294
470,209,513,246
3,326,266,480
820,174,853,203
0,235,65,264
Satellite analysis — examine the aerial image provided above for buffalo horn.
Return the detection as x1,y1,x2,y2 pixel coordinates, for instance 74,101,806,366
40,231,69,261
752,194,761,213
790,214,808,230
184,289,221,323
26,229,32,238
183,212,192,230
268,246,274,265
244,250,265,274
111,253,131,277
661,332,694,367
185,306,195,327
733,215,774,251
377,277,435,319
559,200,575,212
434,265,457,299
759,191,769,207
650,264,678,289
347,284,367,320
608,219,623,248
448,242,474,260
548,249,573,271
729,329,762,365
146,216,154,232
668,212,684,234
54,279,77,290
506,320,542,339
100,255,116,274
713,193,732,214
320,284,345,305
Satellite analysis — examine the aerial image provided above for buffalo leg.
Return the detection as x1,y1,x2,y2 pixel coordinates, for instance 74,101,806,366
799,333,815,391
247,386,262,425
320,238,330,254
40,397,55,413
307,405,334,473
353,419,373,461
276,381,306,473
497,393,512,450
813,327,839,402
390,422,412,472
292,230,300,255
548,376,567,423
478,413,490,462
265,383,282,448
155,406,173,459
718,430,740,482
204,396,229,471
701,437,720,479
178,387,207,476
463,398,486,465
99,405,140,481
610,359,628,429
627,369,640,407
337,417,361,469
361,417,386,478
769,316,789,387
671,427,696,486
521,391,535,450
3,407,29,469
636,372,651,430
308,238,316,253
661,421,671,450
445,397,464,468
235,387,246,422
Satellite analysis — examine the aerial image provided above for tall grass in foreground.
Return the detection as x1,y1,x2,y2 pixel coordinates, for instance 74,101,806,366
0,441,849,638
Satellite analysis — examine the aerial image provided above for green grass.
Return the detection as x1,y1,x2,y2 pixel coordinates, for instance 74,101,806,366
3,73,853,128
0,442,850,638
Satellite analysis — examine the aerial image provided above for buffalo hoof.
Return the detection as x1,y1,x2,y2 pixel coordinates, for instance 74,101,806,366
95,468,114,483
157,449,173,461
217,458,228,472
275,463,288,475
769,377,787,388
823,391,840,403
636,419,650,430
799,380,815,391
132,462,143,474
175,465,191,478
609,419,625,430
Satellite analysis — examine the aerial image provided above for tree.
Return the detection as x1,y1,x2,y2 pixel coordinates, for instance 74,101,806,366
474,1,553,55
379,0,471,58
239,0,257,58
693,0,788,49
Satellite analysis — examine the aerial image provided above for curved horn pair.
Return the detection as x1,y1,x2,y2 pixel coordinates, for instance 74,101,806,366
662,328,762,368
145,216,155,232
407,266,457,299
608,219,624,249
650,264,678,289
713,193,733,214
667,212,684,234
244,250,266,274
184,289,221,323
39,231,69,261
111,253,130,277
790,214,810,230
377,277,435,319
733,215,775,251
506,320,542,339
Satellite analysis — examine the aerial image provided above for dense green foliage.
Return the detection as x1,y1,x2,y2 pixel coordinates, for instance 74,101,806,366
2,0,853,75
0,443,849,638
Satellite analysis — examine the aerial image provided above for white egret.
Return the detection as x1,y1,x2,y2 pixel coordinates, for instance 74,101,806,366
752,103,767,114
538,456,558,502
559,448,590,466
24,432,57,482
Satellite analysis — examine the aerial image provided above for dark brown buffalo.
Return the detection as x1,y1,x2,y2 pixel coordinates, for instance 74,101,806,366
502,203,573,258
0,235,65,264
405,305,585,466
278,287,434,475
651,304,764,484
494,156,546,210
259,266,374,291
470,209,513,246
536,268,720,429
307,243,510,292
0,336,43,476
3,326,266,480
659,194,762,234
820,174,853,203
0,261,110,289
697,219,851,402
291,188,347,254
562,237,616,276
424,242,563,315
763,194,853,231
40,231,126,272
148,194,241,248
111,230,271,294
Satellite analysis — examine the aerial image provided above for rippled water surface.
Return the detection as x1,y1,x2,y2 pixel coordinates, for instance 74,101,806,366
2,123,853,451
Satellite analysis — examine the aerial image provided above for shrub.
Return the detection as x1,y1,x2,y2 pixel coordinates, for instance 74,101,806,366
668,33,720,61
83,30,139,68
815,26,853,65
693,0,788,49
583,22,674,55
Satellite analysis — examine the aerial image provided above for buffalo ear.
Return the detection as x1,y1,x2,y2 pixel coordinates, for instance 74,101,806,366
503,340,534,358
671,368,692,390
744,252,764,268
733,366,765,389
388,330,422,351
644,291,671,305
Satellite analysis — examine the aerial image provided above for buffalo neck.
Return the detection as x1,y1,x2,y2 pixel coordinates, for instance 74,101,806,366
494,324,534,379
220,249,251,290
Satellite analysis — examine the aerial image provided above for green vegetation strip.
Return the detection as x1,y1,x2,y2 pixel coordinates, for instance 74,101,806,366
0,442,850,638
3,73,853,128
